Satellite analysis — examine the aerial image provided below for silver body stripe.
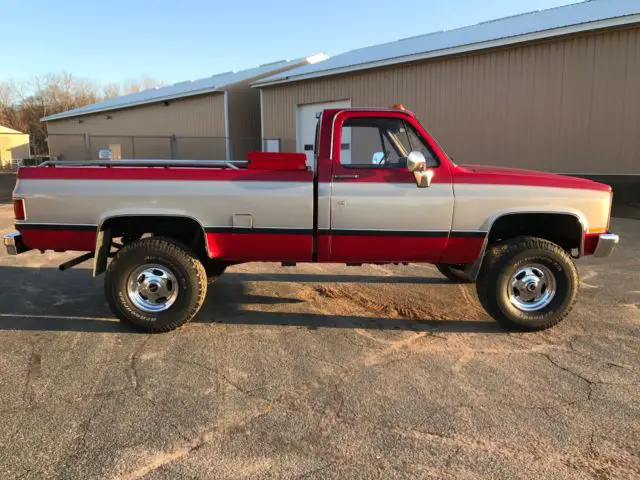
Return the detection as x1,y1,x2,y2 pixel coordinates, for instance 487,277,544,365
324,182,454,233
15,178,611,244
452,184,611,232
15,179,313,231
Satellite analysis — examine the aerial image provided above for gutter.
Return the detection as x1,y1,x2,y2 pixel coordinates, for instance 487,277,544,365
254,14,640,88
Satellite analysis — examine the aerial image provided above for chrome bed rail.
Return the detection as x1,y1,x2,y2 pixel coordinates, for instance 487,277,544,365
38,159,249,170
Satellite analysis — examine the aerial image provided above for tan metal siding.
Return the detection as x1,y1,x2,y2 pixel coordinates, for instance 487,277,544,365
261,26,640,174
46,60,309,161
0,132,30,166
176,137,227,160
226,85,262,159
132,137,172,160
47,93,226,159
47,93,226,136
47,135,87,161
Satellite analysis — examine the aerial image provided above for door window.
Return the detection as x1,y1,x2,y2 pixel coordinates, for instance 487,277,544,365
341,117,438,168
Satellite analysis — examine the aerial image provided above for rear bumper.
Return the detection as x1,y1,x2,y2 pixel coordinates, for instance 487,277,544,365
593,233,619,258
3,232,30,255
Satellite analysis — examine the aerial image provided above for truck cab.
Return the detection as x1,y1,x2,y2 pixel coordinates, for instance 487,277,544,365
313,108,455,264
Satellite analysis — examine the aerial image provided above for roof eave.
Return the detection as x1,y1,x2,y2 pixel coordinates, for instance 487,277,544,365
41,87,227,122
254,13,640,88
42,54,329,122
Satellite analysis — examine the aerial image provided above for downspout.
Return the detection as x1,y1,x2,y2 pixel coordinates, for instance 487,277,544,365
259,88,265,151
223,91,232,160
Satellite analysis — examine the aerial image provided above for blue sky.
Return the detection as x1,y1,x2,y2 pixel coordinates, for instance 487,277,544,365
2,0,581,85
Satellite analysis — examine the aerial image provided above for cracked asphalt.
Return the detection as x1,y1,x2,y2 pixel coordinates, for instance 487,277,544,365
0,196,639,479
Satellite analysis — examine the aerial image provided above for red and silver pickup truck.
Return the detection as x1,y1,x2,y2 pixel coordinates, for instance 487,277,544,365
4,107,618,333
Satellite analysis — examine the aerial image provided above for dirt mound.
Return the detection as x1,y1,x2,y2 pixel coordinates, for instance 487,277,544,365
314,285,449,321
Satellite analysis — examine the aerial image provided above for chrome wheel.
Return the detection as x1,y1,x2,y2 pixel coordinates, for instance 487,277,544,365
508,264,556,312
127,264,179,313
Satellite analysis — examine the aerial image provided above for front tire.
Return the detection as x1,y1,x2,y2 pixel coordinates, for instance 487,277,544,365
476,237,579,331
105,237,207,333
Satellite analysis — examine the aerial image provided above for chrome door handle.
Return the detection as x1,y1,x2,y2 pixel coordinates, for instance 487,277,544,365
333,174,360,180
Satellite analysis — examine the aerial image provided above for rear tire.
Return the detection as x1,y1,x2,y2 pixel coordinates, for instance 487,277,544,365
436,264,473,283
105,237,207,333
476,236,579,331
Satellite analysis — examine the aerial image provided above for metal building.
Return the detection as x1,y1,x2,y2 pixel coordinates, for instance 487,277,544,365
43,55,327,161
0,126,30,169
256,0,640,198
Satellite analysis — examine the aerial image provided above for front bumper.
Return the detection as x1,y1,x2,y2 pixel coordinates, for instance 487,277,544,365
3,232,30,256
593,233,619,258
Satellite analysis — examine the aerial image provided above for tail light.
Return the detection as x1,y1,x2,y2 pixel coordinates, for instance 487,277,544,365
13,199,25,220
607,190,613,231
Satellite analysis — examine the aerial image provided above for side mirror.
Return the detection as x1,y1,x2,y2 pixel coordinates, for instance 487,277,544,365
414,170,434,188
372,151,384,165
406,151,426,172
406,151,433,188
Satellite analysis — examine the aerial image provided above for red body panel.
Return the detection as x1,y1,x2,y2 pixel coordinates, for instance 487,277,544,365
206,233,312,262
453,164,612,192
440,236,486,264
323,235,448,264
20,229,97,252
583,233,600,256
316,234,332,263
247,152,307,171
13,200,25,221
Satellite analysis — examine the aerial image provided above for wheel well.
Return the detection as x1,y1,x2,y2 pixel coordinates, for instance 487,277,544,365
101,215,209,260
488,213,583,254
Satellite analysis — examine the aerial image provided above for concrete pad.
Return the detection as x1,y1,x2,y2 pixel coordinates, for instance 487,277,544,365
0,204,638,479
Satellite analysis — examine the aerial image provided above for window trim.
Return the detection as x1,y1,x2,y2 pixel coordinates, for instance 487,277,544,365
400,119,440,168
339,116,440,169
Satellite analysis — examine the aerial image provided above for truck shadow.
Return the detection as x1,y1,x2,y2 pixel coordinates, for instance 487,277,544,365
0,173,16,203
223,272,451,285
201,310,499,333
0,266,500,334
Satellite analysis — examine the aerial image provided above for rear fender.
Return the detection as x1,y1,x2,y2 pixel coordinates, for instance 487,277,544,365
93,210,210,277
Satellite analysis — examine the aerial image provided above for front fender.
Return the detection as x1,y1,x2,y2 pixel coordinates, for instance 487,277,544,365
465,208,588,281
478,207,588,234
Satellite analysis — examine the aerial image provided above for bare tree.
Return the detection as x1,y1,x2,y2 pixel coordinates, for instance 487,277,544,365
123,76,165,94
0,73,165,156
103,82,122,99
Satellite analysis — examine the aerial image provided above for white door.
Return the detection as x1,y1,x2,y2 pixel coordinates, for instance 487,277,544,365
296,100,351,170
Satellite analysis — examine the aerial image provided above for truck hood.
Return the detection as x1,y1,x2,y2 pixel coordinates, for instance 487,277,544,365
455,164,612,192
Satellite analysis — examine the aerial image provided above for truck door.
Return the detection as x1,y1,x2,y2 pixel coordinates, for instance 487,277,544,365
326,113,454,263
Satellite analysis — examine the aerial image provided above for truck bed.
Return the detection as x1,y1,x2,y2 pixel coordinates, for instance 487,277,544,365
14,154,315,260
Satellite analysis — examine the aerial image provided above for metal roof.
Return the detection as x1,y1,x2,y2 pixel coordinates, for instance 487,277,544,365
255,0,640,87
43,54,328,122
